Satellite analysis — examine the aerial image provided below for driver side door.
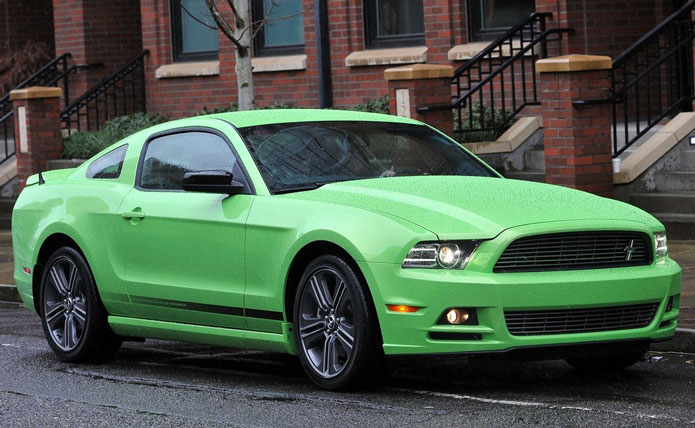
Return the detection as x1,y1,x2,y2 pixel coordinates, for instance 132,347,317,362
117,128,254,330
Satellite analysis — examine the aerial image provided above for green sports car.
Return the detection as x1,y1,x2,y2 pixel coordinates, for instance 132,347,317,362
12,110,681,390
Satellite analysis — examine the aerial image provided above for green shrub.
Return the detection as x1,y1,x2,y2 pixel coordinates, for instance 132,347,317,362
198,101,294,115
346,95,390,114
454,103,515,144
62,112,168,159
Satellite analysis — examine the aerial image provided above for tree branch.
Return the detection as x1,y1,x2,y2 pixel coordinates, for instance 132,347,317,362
173,0,219,31
204,0,248,56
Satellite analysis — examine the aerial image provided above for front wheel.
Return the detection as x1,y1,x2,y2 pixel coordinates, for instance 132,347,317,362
294,255,380,390
39,247,122,362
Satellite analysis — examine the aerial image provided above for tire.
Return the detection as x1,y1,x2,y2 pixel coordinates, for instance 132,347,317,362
565,345,648,372
39,246,122,362
293,255,380,390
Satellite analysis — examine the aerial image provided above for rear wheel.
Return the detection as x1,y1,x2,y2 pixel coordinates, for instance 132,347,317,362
39,247,122,362
565,345,648,371
294,255,380,390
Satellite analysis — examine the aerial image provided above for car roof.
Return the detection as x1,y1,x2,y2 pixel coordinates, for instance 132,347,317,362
202,108,423,128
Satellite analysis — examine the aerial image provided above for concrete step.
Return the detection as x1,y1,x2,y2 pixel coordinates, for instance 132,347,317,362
505,170,545,183
630,192,695,214
655,171,695,191
523,150,545,171
649,213,695,240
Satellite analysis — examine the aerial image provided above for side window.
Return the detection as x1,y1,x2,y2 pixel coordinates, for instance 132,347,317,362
139,131,240,191
87,145,128,179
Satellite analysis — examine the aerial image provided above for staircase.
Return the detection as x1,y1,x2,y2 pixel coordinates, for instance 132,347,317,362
628,142,695,238
505,148,545,183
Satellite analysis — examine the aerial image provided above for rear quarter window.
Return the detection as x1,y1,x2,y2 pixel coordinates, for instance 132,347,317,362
87,145,128,179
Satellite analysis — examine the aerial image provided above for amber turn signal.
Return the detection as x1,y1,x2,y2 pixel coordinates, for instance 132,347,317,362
387,304,420,313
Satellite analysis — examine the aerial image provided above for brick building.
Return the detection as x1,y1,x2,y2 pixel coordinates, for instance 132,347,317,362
0,0,679,117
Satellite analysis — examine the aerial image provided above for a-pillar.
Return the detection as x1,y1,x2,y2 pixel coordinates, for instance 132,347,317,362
10,87,63,191
384,64,454,136
537,54,614,197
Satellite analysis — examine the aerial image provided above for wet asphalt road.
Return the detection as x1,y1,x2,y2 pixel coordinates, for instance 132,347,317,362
1,302,694,428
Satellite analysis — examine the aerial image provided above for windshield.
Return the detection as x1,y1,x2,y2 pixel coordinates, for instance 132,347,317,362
239,121,497,193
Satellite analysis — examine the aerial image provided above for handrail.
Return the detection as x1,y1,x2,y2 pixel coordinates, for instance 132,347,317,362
612,1,695,66
417,13,572,140
0,53,74,169
0,53,71,110
452,13,553,78
573,1,695,157
61,50,149,134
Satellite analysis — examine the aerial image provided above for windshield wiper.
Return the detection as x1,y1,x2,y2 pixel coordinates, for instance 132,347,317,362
274,183,328,194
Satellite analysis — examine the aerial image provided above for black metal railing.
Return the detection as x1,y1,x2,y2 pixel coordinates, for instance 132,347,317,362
573,1,695,157
418,13,572,141
0,53,105,167
61,50,149,135
0,54,72,166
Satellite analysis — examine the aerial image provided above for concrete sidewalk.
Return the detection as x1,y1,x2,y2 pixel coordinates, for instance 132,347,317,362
0,230,693,333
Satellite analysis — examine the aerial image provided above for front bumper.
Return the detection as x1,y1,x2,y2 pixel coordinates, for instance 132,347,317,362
359,256,681,356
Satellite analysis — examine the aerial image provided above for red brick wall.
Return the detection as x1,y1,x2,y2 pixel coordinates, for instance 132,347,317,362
54,0,142,99
0,0,54,57
541,68,613,197
141,0,320,118
131,0,677,118
538,0,674,58
12,94,63,190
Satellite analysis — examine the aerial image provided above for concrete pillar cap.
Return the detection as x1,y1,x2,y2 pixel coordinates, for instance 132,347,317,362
10,86,63,100
536,54,612,73
384,64,454,81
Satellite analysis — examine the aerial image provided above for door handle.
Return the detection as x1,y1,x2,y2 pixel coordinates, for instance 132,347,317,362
121,210,145,219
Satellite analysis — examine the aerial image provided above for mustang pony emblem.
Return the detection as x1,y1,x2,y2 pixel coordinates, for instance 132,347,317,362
624,239,636,261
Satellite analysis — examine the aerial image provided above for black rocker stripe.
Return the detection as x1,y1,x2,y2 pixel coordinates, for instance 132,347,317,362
129,295,283,321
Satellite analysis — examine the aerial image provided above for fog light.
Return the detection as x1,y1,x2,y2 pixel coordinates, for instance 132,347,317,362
666,296,674,312
446,308,469,324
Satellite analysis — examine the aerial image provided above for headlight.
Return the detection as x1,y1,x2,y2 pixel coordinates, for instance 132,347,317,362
402,241,479,269
654,232,667,257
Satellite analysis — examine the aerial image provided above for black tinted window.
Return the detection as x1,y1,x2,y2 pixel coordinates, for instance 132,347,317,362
140,131,238,190
240,121,496,193
87,145,128,179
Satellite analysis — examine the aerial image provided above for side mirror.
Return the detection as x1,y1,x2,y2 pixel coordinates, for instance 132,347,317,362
181,170,245,195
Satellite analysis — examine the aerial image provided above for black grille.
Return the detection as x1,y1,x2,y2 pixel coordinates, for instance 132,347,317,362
494,232,652,272
505,303,659,336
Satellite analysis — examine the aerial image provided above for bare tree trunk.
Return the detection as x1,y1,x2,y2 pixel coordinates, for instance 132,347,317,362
233,0,254,111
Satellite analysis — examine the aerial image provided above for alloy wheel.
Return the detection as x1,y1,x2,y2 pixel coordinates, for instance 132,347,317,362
298,268,356,378
43,256,87,351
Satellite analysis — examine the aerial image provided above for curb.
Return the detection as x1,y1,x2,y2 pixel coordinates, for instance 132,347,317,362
652,328,695,354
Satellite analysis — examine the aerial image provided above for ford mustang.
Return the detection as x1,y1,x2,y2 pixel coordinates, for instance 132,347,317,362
12,110,681,390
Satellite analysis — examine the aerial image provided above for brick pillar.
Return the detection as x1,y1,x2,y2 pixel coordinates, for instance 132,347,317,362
537,55,614,198
384,64,454,136
10,87,63,191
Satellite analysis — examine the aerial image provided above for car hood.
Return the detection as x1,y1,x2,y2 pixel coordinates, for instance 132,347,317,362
285,176,659,238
